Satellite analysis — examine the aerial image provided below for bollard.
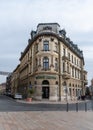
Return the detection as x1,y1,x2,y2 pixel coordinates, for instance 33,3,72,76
67,102,69,112
85,101,87,112
92,99,93,111
76,102,78,112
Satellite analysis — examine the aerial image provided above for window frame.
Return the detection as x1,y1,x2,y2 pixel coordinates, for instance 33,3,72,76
43,57,49,69
43,41,49,51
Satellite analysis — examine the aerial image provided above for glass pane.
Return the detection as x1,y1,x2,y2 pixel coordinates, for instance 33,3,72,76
43,41,49,51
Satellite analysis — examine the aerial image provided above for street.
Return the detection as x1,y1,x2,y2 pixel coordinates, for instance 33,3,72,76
0,95,93,112
0,95,93,130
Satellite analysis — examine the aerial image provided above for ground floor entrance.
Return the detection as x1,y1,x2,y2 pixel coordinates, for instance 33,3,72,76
42,87,49,99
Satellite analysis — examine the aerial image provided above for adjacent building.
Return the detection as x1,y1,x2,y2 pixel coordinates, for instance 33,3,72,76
11,23,88,101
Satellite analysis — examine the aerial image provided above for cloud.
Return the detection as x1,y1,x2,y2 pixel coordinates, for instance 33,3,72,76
0,0,93,83
0,0,93,32
80,46,93,60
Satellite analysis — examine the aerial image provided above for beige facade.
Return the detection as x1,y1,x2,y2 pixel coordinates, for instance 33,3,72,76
11,23,88,101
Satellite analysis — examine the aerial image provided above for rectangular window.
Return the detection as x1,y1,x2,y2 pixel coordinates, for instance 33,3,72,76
63,48,66,56
36,43,38,53
72,67,74,77
68,52,70,60
43,41,49,51
72,55,73,63
77,59,78,66
43,57,49,69
74,57,76,65
63,62,65,72
55,58,58,70
55,42,58,52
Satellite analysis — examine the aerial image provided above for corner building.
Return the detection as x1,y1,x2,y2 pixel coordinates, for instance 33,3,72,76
12,23,88,101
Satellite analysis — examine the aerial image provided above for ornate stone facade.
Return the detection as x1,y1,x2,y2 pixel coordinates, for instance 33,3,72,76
11,23,88,101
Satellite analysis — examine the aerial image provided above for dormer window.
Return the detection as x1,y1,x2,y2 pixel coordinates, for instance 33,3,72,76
43,41,49,51
43,26,52,30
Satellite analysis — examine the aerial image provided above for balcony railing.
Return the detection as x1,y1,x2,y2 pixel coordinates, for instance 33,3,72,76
84,79,88,85
62,55,70,61
62,71,71,79
42,68,50,71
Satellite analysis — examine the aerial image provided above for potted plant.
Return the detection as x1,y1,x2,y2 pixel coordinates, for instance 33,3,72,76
26,87,34,102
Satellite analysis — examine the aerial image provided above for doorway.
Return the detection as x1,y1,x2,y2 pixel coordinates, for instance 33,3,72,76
42,87,49,99
42,80,49,99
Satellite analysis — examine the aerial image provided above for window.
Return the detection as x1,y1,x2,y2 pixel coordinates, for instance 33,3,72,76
77,59,78,66
55,81,58,85
55,58,58,70
68,52,70,60
36,43,38,53
72,67,74,77
63,62,65,72
43,41,49,51
69,88,71,96
36,58,38,67
34,81,37,84
72,55,73,63
67,63,69,73
74,57,76,65
55,42,58,52
63,48,66,56
75,68,76,78
43,57,49,69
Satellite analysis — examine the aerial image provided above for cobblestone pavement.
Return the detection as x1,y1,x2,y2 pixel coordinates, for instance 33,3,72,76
0,111,93,130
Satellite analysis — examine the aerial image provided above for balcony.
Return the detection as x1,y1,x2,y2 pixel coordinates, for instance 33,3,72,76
84,79,88,85
62,71,71,79
62,56,70,61
42,68,50,71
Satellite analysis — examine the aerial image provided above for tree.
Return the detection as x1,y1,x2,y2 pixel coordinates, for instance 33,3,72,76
85,87,90,96
27,87,35,98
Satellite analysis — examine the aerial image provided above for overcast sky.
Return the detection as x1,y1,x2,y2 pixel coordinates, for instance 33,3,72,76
0,0,93,85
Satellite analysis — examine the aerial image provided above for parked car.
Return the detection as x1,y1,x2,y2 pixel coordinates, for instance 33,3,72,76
14,93,22,99
6,92,11,97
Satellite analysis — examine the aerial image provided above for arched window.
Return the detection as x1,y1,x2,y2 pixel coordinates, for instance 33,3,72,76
55,81,58,85
42,80,49,85
43,57,49,69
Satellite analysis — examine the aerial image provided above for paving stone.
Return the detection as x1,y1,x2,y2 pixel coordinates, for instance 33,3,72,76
0,111,93,130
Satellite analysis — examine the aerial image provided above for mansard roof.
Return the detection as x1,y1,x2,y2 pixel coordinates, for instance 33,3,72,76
20,23,84,61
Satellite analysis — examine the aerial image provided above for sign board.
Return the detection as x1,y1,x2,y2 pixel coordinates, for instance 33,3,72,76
0,71,11,76
36,75,56,79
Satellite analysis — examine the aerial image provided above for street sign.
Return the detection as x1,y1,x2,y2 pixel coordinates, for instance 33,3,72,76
0,71,11,76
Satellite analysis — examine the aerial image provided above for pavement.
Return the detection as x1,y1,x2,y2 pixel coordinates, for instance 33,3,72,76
16,98,86,104
0,111,93,130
